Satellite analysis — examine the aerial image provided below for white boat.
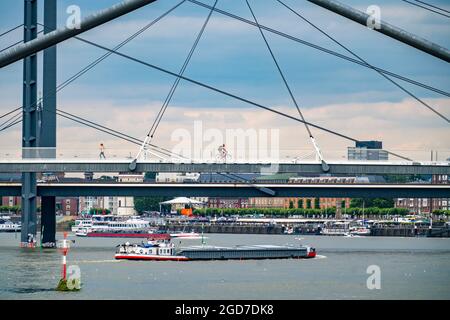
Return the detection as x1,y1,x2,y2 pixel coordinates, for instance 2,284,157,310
349,226,371,236
169,231,201,239
73,215,151,234
321,221,371,237
321,221,350,236
343,233,361,238
75,228,88,237
71,218,93,232
0,219,21,232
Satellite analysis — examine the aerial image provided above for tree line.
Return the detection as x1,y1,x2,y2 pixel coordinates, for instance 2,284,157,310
191,207,410,217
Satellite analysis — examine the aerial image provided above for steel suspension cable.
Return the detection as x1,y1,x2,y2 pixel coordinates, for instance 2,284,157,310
187,0,450,98
0,1,186,150
34,0,186,111
245,0,328,171
148,0,219,140
414,0,450,13
74,36,413,161
0,29,44,54
55,108,186,159
401,0,450,18
276,0,449,123
0,112,21,132
0,107,21,120
0,24,23,38
0,118,21,133
131,0,218,164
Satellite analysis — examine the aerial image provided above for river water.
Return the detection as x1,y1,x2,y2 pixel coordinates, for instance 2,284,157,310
0,232,449,299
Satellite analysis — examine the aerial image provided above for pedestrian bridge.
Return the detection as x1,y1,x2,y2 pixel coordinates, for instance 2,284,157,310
0,159,449,175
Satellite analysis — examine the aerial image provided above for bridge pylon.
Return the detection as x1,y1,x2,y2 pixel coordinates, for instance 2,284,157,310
20,0,38,247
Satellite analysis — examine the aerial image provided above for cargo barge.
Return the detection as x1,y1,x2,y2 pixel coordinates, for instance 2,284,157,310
115,241,316,261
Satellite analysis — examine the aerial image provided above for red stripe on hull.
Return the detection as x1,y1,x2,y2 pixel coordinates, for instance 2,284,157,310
87,233,170,240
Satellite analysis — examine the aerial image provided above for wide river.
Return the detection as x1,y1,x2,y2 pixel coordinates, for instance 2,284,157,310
0,232,449,299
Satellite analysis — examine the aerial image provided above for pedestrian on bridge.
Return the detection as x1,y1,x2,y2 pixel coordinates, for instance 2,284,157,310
99,143,106,159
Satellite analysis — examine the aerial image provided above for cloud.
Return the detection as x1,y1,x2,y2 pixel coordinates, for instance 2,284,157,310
1,97,448,161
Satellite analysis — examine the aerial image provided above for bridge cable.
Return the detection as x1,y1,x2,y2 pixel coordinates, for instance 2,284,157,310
0,118,21,133
187,0,450,98
34,1,450,103
0,24,23,38
73,36,413,161
0,41,411,160
55,112,169,156
245,0,329,172
401,0,450,18
0,107,21,121
276,0,449,123
0,113,178,158
217,172,276,196
0,7,411,161
0,29,44,54
132,0,219,166
4,1,184,132
414,0,450,13
33,0,186,110
55,108,188,159
0,111,22,131
0,3,187,151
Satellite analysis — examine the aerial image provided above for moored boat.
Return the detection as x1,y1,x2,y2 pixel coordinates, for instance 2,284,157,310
74,215,170,239
169,231,201,239
0,218,21,232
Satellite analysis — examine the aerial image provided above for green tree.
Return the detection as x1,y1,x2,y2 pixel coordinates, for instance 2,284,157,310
350,198,394,208
297,199,303,209
289,201,294,209
314,198,320,209
306,199,312,209
134,196,169,214
89,208,111,215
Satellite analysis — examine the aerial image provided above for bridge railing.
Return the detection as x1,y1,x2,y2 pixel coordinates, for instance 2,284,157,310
1,147,449,164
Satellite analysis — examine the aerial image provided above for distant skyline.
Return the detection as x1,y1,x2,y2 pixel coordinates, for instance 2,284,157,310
0,0,449,161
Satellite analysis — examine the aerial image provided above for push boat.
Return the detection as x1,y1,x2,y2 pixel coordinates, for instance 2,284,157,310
115,241,316,261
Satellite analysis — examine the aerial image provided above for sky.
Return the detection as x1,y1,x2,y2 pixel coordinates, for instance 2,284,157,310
0,0,449,161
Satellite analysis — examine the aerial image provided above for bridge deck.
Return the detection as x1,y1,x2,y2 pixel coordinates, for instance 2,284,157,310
0,160,449,175
0,182,448,198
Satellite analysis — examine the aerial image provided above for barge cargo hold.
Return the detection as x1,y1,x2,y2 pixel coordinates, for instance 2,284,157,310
178,245,316,260
115,242,316,261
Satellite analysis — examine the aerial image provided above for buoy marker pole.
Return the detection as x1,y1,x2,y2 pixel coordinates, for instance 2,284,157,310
61,232,69,280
